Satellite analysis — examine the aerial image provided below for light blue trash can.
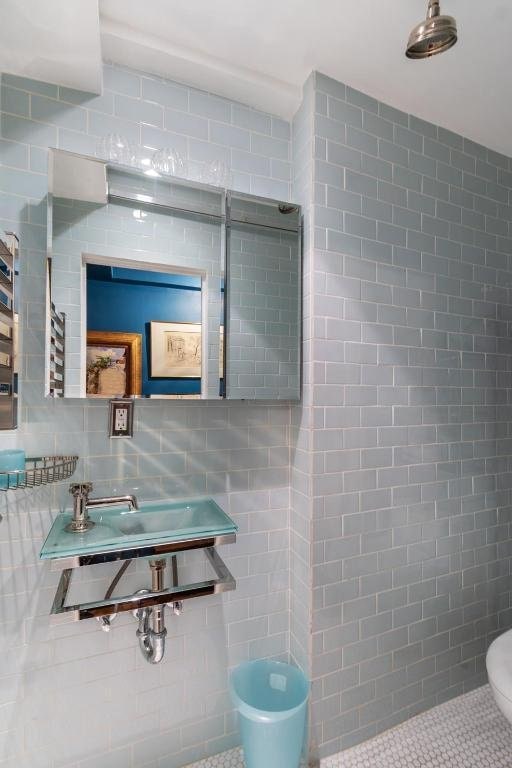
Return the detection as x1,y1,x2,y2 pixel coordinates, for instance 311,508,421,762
230,660,309,768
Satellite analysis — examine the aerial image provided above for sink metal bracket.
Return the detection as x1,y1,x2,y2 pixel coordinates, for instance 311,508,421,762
50,546,235,624
47,533,236,571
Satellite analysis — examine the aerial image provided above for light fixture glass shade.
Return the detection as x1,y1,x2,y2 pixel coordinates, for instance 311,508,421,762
151,148,188,177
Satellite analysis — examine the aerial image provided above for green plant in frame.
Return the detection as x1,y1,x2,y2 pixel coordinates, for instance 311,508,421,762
86,354,114,393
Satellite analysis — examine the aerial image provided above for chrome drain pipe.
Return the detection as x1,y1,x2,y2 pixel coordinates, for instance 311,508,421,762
91,555,190,663
136,559,167,665
137,617,166,664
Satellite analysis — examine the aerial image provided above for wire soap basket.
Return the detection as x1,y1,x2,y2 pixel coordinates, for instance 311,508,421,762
0,455,78,491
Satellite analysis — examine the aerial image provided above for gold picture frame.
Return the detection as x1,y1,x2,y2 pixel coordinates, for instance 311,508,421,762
150,321,201,378
86,331,142,397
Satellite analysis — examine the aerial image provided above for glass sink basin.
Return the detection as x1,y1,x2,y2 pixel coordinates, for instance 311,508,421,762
40,497,238,560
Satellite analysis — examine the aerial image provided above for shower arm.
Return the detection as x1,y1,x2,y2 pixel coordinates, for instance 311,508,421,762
427,0,440,18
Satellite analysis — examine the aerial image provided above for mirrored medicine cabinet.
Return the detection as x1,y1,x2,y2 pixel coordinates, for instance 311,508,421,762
45,149,301,402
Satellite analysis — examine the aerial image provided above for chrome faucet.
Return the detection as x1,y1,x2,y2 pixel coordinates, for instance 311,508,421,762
66,483,139,533
86,494,139,512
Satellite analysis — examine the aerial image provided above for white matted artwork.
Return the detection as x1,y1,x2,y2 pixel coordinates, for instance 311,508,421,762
150,321,201,378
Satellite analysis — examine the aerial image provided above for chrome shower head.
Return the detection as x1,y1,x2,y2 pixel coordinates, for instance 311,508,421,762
406,0,457,59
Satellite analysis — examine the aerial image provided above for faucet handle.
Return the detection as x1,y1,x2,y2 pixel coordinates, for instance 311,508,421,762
69,482,93,497
169,601,183,616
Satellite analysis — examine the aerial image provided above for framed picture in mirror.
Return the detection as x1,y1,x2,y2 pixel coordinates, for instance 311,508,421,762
150,321,201,378
86,331,142,397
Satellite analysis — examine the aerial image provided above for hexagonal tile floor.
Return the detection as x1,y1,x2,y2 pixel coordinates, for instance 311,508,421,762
185,685,512,768
186,747,244,768
185,745,307,768
322,685,512,768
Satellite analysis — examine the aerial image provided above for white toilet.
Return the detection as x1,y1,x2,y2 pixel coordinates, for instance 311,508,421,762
486,629,512,724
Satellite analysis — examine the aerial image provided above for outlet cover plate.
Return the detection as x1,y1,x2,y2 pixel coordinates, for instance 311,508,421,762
109,398,134,438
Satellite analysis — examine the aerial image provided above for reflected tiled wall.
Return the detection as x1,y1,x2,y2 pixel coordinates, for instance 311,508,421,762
0,65,292,768
228,224,300,399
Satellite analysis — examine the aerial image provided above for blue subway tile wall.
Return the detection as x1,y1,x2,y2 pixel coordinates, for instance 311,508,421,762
4,56,512,768
0,64,292,768
294,71,512,758
290,73,316,680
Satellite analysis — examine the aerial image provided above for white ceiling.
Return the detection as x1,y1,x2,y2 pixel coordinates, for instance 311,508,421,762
99,0,512,155
2,0,512,156
0,0,102,94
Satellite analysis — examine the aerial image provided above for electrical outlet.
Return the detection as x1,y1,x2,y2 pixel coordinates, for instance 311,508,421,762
115,407,128,432
109,399,134,438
